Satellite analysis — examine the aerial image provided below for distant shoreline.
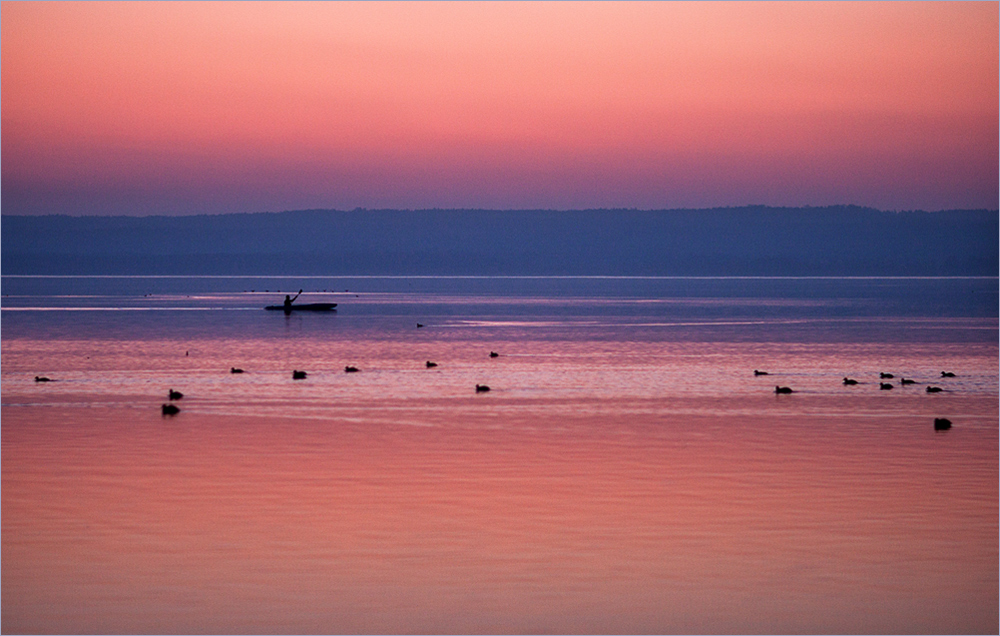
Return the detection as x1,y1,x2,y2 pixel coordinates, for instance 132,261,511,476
3,206,997,277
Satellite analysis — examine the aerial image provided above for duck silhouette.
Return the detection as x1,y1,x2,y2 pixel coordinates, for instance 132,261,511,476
345,366,360,373
475,384,491,392
161,404,180,415
879,383,893,390
754,370,769,376
34,376,53,382
774,386,793,394
926,386,943,393
880,372,894,379
842,378,858,385
900,378,916,385
933,417,952,430
292,370,307,380
426,361,438,368
168,389,183,400
230,367,244,374
489,351,499,358
941,371,956,378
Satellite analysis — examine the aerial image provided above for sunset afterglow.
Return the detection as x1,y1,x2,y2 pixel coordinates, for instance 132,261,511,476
2,1,997,214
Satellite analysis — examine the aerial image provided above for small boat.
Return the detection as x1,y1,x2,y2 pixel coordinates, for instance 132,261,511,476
265,303,337,312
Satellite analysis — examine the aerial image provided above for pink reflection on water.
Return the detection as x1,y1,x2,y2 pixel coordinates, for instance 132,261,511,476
2,415,997,632
2,334,997,633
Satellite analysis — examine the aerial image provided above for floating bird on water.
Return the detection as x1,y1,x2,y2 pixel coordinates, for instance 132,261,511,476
168,389,183,400
934,417,952,430
476,384,491,392
900,378,916,385
842,378,858,385
292,370,307,380
162,404,180,416
489,351,499,358
880,372,894,379
774,386,793,394
879,383,893,390
926,386,943,393
417,323,424,328
34,376,53,382
345,366,360,373
230,367,244,374
754,370,769,376
941,371,956,378
426,361,438,368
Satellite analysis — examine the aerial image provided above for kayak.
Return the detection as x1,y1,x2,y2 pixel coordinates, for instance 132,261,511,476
264,303,338,312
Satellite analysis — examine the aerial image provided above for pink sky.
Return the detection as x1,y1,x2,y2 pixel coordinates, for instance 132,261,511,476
2,1,997,215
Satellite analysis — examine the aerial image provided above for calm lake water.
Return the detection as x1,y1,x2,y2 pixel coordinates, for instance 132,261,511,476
2,276,997,634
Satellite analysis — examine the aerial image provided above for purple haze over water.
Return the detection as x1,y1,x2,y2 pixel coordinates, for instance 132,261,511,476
2,276,997,633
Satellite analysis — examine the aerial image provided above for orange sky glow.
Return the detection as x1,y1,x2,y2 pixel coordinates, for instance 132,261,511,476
2,1,997,214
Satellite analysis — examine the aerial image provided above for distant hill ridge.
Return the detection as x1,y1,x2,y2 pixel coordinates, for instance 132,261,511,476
2,206,997,276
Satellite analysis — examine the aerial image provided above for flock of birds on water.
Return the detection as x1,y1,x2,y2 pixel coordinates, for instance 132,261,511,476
32,347,506,417
154,350,503,414
756,368,958,394
754,368,959,430
33,353,959,432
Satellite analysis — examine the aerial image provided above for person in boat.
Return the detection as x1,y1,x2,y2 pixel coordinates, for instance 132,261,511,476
283,290,303,311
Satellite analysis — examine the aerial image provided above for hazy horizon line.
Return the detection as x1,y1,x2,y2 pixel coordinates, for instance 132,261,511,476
4,274,997,281
3,204,998,219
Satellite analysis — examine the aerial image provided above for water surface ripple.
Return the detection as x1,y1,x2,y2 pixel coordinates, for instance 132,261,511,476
3,276,997,634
